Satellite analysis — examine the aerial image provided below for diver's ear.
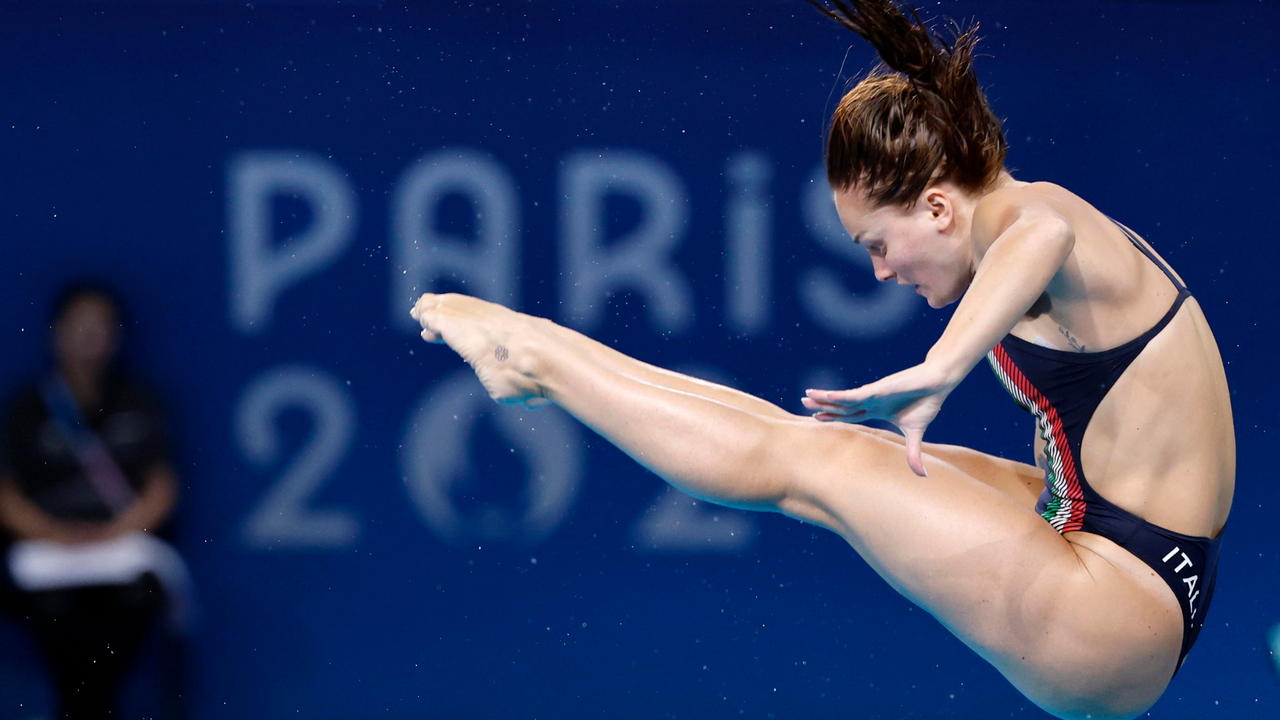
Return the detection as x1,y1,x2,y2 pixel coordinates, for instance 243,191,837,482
921,186,954,232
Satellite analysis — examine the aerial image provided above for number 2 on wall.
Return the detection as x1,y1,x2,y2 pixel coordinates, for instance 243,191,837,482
235,366,359,548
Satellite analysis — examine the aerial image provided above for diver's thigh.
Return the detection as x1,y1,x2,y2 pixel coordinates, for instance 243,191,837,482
851,424,1043,507
774,421,1176,714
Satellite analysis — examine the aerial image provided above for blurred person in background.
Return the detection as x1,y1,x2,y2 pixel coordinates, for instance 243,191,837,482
0,282,188,720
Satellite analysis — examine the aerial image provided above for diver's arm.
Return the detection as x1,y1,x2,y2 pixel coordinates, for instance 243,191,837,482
924,197,1074,384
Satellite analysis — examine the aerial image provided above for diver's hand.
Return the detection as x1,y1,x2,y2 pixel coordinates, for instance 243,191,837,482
801,363,956,477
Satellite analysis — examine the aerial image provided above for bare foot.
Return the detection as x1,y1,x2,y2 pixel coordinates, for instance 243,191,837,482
410,293,552,409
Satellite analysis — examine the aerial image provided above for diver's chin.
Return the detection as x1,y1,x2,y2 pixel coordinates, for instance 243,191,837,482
922,287,960,309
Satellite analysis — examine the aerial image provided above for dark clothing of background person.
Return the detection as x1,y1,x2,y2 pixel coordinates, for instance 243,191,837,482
5,376,169,521
0,372,174,720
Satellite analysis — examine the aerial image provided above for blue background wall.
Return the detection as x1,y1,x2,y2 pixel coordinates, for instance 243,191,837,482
0,1,1276,717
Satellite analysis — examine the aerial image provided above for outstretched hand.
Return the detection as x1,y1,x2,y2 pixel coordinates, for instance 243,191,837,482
801,363,956,477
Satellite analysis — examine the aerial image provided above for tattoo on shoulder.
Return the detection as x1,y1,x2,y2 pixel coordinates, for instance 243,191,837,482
1057,325,1087,352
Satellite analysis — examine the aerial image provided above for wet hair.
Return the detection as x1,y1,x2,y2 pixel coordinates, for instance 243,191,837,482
48,279,126,330
806,0,1008,207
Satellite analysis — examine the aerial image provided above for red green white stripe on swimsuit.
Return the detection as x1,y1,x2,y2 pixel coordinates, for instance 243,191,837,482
986,344,1086,533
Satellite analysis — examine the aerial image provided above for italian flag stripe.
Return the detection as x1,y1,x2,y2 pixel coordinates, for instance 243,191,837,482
986,345,1086,532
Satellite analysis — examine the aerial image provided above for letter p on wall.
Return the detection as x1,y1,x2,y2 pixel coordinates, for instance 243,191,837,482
229,152,357,334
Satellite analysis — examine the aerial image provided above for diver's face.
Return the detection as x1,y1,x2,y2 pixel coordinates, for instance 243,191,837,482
832,186,968,308
54,295,119,372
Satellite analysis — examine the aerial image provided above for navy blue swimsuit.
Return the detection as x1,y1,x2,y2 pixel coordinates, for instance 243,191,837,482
986,219,1223,674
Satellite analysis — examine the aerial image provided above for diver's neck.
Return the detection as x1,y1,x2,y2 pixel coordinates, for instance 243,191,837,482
964,171,1023,271
990,170,1022,192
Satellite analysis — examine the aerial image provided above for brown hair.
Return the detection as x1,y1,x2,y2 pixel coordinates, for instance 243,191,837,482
806,0,1007,207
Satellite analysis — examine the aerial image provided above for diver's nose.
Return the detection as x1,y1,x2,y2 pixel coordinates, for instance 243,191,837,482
871,256,895,282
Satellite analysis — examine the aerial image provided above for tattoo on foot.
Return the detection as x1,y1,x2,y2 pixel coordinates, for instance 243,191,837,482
495,345,510,362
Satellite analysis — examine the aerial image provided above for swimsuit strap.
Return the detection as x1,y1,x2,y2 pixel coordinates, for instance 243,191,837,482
1108,217,1188,294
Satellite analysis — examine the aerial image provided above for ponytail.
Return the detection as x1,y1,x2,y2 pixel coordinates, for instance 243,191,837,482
806,0,1007,206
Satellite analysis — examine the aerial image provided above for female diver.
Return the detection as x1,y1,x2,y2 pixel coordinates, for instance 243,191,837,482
409,2,1233,717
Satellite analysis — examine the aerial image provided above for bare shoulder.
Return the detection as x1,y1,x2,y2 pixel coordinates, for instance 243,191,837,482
972,181,1076,246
